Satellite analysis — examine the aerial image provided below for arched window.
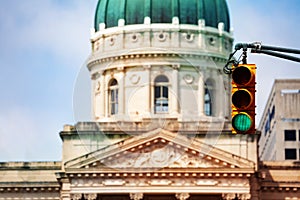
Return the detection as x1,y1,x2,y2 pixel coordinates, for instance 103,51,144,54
204,80,214,116
154,75,169,113
108,79,118,115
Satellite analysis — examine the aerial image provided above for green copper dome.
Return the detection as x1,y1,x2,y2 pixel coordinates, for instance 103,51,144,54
94,0,230,32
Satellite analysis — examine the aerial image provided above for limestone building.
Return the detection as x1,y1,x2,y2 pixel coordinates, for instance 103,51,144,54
258,79,300,161
0,1,299,200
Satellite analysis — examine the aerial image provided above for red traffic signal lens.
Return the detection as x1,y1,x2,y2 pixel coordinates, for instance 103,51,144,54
232,66,252,85
232,89,252,109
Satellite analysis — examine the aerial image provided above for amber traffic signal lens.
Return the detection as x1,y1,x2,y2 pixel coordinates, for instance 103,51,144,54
232,89,252,109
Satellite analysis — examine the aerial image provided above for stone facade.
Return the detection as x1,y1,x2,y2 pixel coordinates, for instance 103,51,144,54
259,79,300,161
0,162,60,200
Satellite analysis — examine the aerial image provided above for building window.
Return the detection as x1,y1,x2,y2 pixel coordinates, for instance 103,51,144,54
204,80,214,116
154,75,169,113
204,88,212,116
108,79,118,115
285,148,297,160
284,130,296,141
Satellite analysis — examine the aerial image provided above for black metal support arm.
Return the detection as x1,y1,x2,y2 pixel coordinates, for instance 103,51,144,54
235,42,300,63
223,42,300,74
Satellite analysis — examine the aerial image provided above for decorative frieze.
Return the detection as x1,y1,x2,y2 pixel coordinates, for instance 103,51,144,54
222,193,251,200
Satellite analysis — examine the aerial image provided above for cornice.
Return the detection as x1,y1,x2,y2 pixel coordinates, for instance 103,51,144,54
87,52,227,70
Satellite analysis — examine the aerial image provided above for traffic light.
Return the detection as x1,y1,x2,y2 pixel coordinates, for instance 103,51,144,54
231,64,256,134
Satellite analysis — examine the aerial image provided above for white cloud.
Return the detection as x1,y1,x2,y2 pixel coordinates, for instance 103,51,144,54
0,107,39,160
0,0,96,66
0,105,65,161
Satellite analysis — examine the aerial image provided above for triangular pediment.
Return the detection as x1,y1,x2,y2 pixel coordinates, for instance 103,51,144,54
65,129,255,170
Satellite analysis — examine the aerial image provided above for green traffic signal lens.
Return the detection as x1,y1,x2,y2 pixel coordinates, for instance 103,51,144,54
232,113,252,132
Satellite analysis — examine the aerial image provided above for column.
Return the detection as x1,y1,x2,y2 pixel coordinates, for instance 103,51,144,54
172,64,180,115
60,177,71,200
198,72,204,116
218,70,224,117
143,65,151,115
100,72,105,118
118,68,125,117
92,72,101,120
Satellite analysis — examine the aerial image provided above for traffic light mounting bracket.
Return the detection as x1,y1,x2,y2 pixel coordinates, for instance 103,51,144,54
224,42,300,75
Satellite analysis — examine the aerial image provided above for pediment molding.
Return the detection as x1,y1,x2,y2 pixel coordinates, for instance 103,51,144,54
65,129,255,170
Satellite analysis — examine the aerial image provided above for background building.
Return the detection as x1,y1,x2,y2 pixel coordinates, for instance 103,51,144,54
258,79,300,161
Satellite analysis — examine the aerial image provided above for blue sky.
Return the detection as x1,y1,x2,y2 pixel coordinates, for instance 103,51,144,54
0,0,300,161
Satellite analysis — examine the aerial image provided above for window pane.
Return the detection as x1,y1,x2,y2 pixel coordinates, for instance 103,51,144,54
285,149,297,160
155,75,168,83
204,88,212,116
284,130,296,141
115,89,118,101
110,79,118,86
111,90,115,100
204,89,210,101
155,86,161,98
111,103,115,114
115,103,118,114
163,86,168,98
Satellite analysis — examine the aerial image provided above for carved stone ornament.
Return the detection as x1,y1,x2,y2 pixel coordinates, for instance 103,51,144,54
84,193,97,200
222,193,237,200
157,32,167,42
109,37,115,46
71,194,82,200
183,74,194,84
96,81,100,92
130,74,140,85
131,33,141,43
103,145,221,168
237,193,251,200
175,193,190,200
183,33,194,42
129,193,144,200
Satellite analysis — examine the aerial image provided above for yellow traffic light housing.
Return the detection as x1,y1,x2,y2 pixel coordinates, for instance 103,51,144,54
231,64,256,134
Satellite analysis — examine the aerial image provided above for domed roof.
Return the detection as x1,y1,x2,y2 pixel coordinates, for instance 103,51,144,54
94,0,230,32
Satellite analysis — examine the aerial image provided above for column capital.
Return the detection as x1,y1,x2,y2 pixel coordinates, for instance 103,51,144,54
84,193,97,200
172,64,180,70
175,193,190,200
237,193,251,200
143,65,151,70
70,194,82,200
222,193,236,200
129,193,143,200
